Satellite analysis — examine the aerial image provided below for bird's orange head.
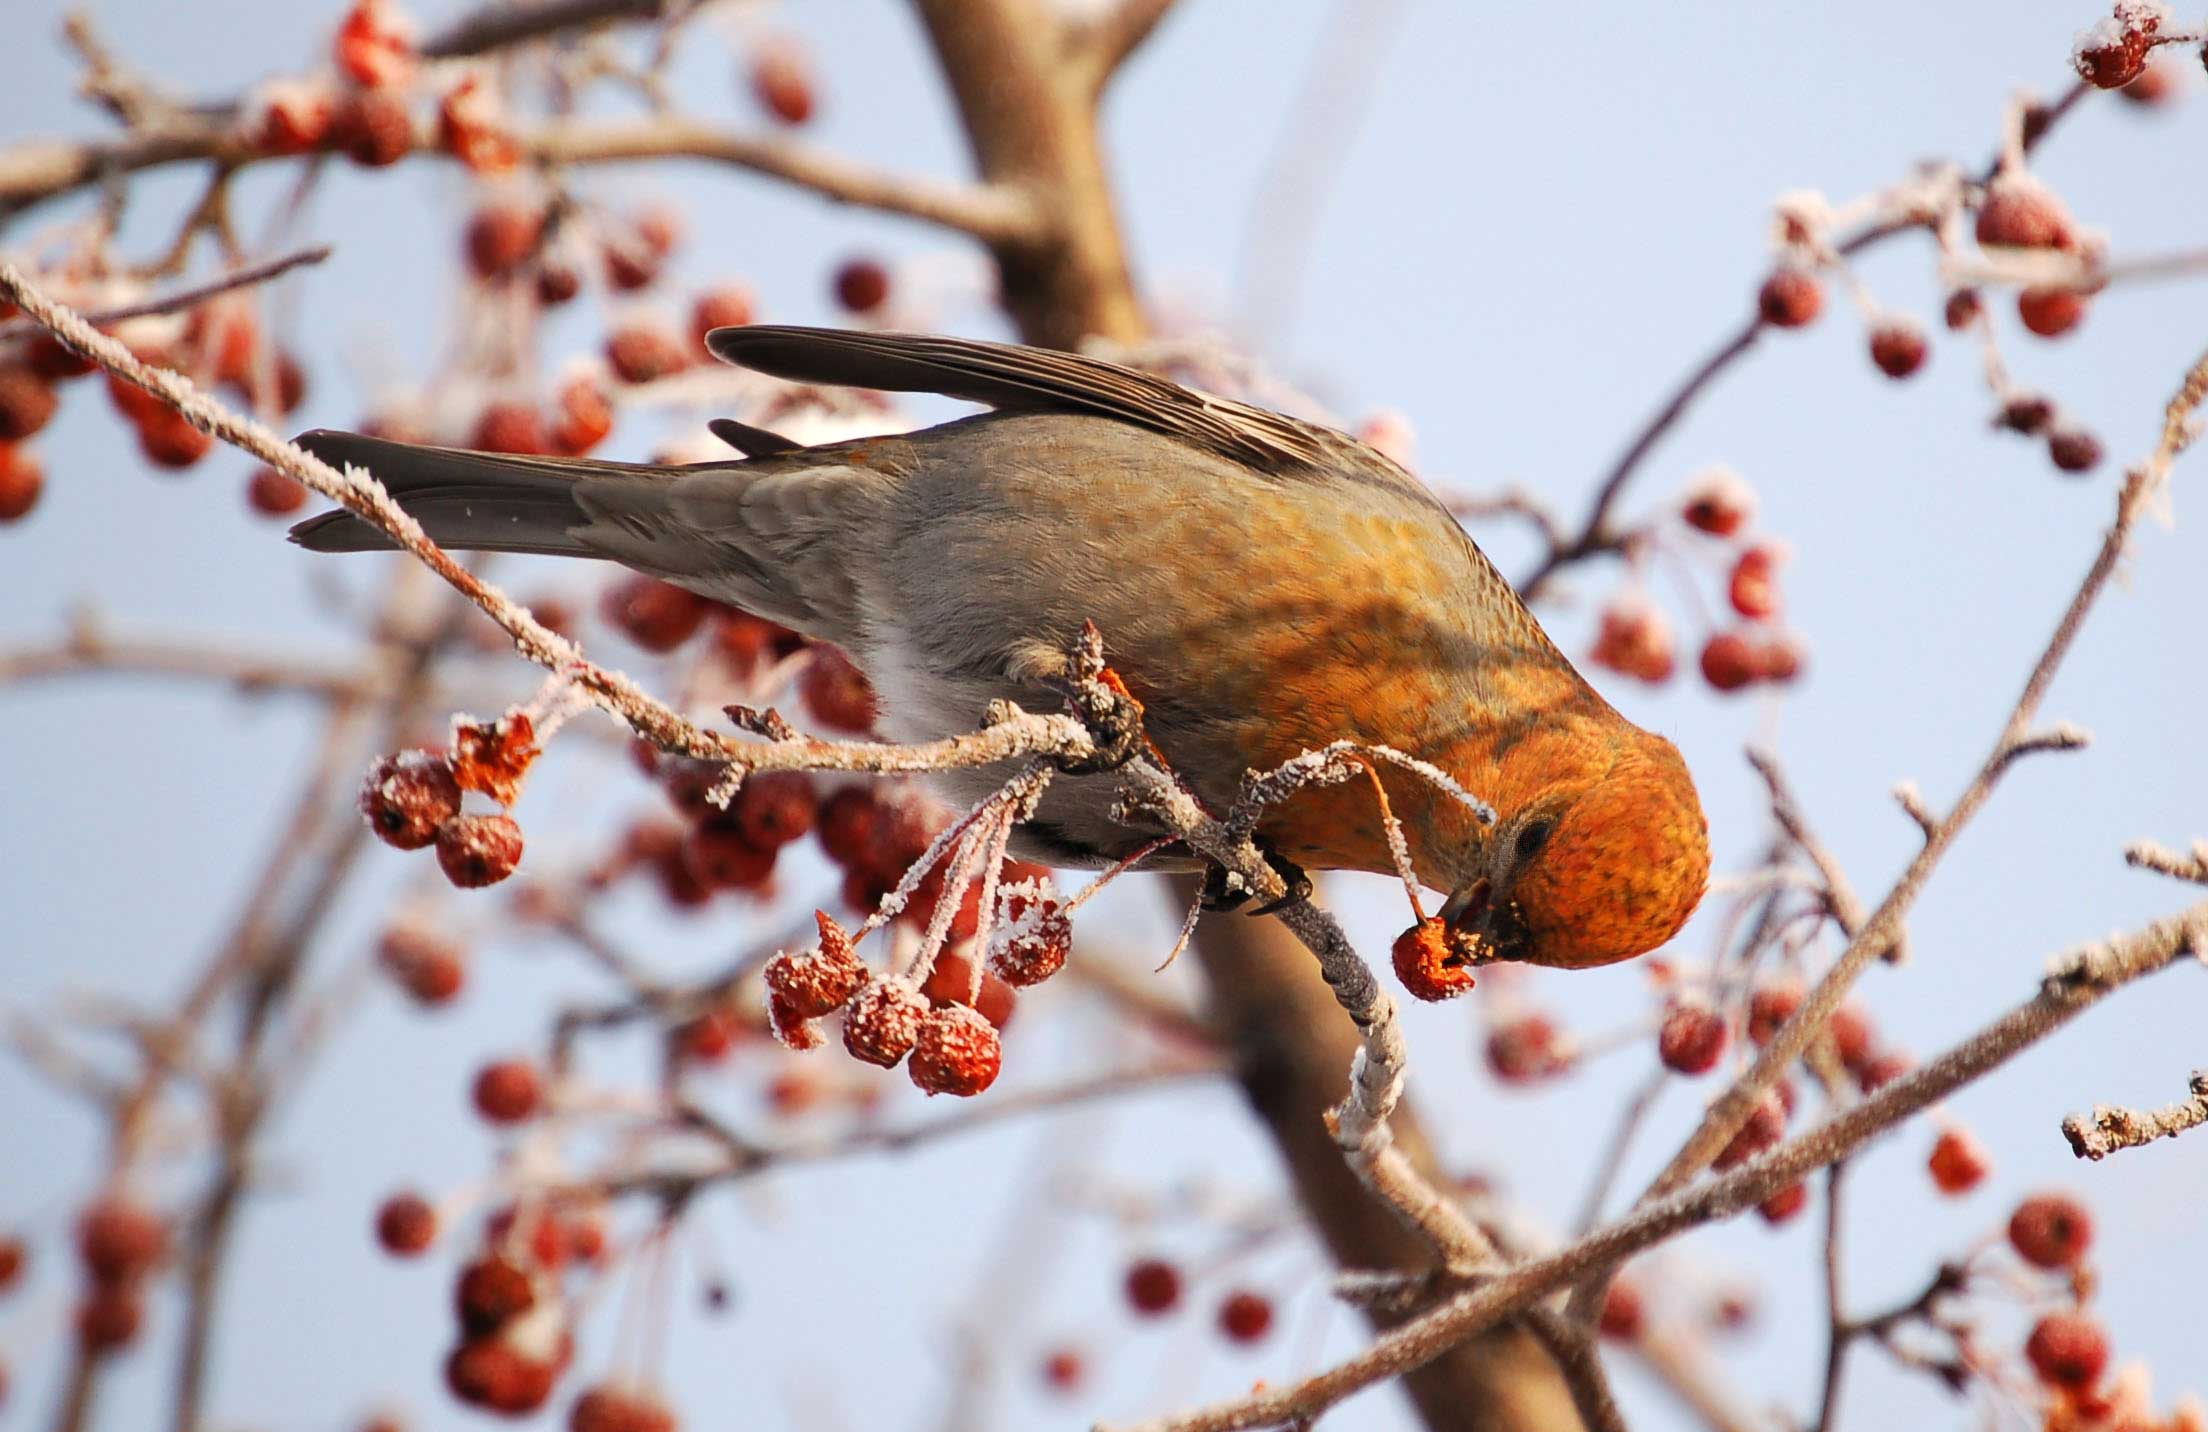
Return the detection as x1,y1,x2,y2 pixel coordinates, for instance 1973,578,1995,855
1437,724,1709,970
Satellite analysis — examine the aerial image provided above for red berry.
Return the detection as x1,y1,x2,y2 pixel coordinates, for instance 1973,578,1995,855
0,1234,25,1290
1975,175,2075,251
1679,466,1755,536
1943,289,1984,330
1217,1290,1274,1344
842,978,927,1067
1391,918,1478,1001
816,788,886,867
989,883,1072,987
247,466,308,516
602,575,707,652
1868,321,1928,378
0,444,44,522
682,815,776,892
1589,595,1676,684
605,324,689,385
2073,5,2158,89
2008,1193,2094,1269
1699,632,1759,692
750,37,816,125
2118,60,2176,104
1727,545,1782,619
1826,1001,1876,1073
602,239,662,292
1124,1257,1182,1316
1757,1180,1809,1225
378,927,466,1005
1597,1279,1644,1341
2048,429,2103,474
335,0,416,88
246,79,334,154
376,1192,437,1255
764,912,870,1018
1747,980,1803,1045
472,1059,543,1125
833,257,891,314
471,400,547,456
1855,1049,1911,1092
184,299,261,385
465,204,542,281
76,1198,168,1284
709,606,797,672
734,772,817,849
675,1005,741,1063
437,813,525,888
549,376,614,456
1757,267,1823,328
1040,1347,1085,1394
1998,395,2056,435
455,1254,535,1336
799,646,879,732
445,1338,555,1413
1485,1013,1572,1084
908,1004,1002,1096
24,333,95,381
1927,1128,1991,1196
359,751,460,850
921,950,1017,1030
334,90,414,167
1713,1090,1788,1171
2018,287,2086,339
570,1384,677,1432
75,1286,144,1353
0,367,59,444
690,286,757,354
137,407,216,469
1658,1000,1728,1075
536,261,583,306
2025,1309,2109,1388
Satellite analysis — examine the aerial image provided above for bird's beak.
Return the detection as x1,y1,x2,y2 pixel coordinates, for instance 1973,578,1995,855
1438,878,1492,939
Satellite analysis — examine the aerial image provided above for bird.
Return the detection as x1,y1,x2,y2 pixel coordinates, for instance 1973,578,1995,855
291,325,1709,970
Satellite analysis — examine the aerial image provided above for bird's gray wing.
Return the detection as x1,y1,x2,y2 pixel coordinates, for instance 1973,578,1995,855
706,325,1438,506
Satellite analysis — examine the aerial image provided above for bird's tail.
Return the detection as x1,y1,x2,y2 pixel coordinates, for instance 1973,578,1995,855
286,429,707,557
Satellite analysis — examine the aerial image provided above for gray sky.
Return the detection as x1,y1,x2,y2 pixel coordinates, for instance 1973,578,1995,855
2,1,2204,1428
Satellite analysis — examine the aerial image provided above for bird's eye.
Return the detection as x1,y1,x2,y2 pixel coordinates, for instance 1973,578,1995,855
1514,818,1555,862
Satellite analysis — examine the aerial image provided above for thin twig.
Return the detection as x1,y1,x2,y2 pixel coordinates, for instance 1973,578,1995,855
2062,1070,2208,1160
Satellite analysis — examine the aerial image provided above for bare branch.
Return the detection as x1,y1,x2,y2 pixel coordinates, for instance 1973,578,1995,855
1066,0,1181,92
421,0,673,59
2126,837,2208,887
1102,899,2208,1432
2062,1071,2208,1161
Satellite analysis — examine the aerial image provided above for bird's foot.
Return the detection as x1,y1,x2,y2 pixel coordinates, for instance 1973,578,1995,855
1198,845,1312,916
1055,666,1146,775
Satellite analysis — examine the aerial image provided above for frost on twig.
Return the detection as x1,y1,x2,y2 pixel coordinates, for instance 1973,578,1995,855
2126,838,2208,886
2062,1071,2208,1161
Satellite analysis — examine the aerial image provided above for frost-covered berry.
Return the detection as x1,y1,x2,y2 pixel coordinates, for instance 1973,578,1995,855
682,815,776,892
1589,593,1676,684
1658,1000,1729,1075
734,772,817,850
437,813,524,888
1713,1090,1788,1171
908,1004,1002,1096
471,401,546,456
454,1254,535,1335
841,978,927,1067
1975,175,2076,251
360,752,464,850
2009,1192,2094,1269
1727,545,1782,619
1699,632,1759,693
1747,979,1803,1045
988,881,1072,987
764,913,870,1019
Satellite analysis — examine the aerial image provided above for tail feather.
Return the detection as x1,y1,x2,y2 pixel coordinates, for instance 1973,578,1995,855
286,429,678,557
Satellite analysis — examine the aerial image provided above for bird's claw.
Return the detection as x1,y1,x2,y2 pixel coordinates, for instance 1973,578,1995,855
1198,847,1311,916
